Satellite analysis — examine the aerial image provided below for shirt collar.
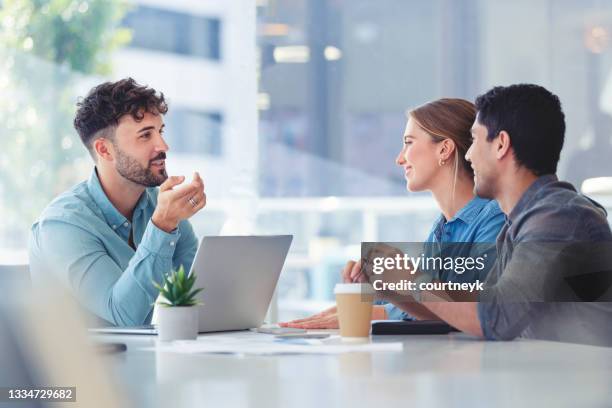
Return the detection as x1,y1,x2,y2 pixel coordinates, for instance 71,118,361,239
508,174,558,223
438,196,490,226
134,186,154,216
87,168,152,230
431,196,492,241
451,196,491,224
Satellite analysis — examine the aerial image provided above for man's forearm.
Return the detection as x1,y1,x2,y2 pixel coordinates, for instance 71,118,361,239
391,297,483,336
422,301,483,337
151,211,179,233
102,220,180,325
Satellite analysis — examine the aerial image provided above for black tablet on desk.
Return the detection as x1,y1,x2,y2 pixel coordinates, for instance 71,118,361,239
371,320,459,335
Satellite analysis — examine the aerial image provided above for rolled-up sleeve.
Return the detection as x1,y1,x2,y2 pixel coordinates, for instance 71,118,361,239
477,293,533,341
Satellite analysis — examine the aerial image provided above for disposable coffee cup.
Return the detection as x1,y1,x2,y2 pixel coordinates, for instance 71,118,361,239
334,283,375,338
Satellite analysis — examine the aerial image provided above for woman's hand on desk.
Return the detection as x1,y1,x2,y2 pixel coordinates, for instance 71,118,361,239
278,306,387,329
280,259,389,329
279,306,339,329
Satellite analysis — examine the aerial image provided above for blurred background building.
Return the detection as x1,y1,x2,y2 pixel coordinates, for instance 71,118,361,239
1,0,612,320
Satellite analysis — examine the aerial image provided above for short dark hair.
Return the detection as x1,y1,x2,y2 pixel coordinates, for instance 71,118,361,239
475,84,565,176
73,77,168,154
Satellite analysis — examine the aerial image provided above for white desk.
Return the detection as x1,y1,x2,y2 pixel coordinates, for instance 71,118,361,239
93,331,612,407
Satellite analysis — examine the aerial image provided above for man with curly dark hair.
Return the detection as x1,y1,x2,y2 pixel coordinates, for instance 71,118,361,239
29,78,206,326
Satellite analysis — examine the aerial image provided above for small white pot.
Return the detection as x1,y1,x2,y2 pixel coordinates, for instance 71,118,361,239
156,306,199,342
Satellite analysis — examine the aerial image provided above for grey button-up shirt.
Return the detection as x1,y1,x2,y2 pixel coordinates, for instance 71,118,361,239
478,175,612,346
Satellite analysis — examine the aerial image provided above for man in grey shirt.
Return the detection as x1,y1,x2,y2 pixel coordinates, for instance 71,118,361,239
384,84,612,346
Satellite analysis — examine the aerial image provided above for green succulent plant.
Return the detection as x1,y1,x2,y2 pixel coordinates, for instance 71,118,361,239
153,265,203,307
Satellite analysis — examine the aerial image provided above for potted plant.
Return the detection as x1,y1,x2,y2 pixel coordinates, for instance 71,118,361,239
153,265,203,341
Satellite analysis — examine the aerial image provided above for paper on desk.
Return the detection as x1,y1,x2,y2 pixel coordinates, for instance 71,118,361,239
151,336,403,355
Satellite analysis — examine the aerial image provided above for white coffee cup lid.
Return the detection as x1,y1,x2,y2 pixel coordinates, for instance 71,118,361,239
334,283,375,295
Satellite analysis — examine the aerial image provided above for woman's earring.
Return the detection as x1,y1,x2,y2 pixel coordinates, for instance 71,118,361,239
439,159,445,166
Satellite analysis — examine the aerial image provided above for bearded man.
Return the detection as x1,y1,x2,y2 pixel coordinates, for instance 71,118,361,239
29,78,206,326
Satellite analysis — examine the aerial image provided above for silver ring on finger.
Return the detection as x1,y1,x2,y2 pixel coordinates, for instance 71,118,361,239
188,197,198,207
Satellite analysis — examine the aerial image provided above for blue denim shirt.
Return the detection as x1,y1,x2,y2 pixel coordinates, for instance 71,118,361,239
29,168,198,326
384,197,505,320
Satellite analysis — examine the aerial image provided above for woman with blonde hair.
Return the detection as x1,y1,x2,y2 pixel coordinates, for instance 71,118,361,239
281,98,505,328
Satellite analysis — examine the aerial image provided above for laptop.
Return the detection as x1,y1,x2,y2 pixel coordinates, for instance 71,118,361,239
90,235,292,335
